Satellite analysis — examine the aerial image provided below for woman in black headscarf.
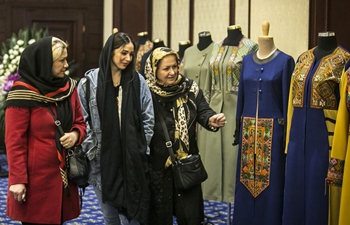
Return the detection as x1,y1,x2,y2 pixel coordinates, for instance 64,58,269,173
5,36,87,224
77,32,154,225
144,47,226,225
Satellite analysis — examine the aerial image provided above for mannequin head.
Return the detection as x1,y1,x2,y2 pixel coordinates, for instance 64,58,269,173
223,25,243,46
197,31,213,50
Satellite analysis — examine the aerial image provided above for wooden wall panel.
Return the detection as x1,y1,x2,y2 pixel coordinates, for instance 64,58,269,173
309,0,350,50
0,0,103,78
113,0,153,41
0,0,5,49
328,0,350,51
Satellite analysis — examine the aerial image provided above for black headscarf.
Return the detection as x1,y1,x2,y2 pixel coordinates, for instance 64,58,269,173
6,35,76,129
96,33,149,224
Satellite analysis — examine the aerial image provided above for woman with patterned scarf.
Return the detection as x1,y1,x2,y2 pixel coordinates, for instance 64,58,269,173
144,47,226,225
5,36,87,224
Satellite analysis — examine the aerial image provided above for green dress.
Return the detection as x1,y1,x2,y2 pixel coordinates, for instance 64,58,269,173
201,38,258,203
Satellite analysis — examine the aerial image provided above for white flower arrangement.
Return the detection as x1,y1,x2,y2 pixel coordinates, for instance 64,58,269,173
0,24,49,98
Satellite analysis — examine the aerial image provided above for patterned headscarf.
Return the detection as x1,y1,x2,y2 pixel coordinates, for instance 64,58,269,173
144,47,184,96
144,47,197,166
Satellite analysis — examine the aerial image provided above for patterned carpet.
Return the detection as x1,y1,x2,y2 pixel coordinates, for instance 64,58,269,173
0,154,234,224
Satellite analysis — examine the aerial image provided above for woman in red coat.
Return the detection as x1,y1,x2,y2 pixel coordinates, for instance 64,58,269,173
5,36,87,224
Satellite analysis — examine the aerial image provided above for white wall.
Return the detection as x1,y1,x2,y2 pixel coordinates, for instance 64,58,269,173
103,0,310,60
103,0,113,45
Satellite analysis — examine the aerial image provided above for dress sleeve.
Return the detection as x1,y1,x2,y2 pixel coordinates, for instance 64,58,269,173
326,70,349,187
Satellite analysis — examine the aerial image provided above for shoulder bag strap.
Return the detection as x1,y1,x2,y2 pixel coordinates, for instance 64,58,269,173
152,95,177,164
47,106,65,137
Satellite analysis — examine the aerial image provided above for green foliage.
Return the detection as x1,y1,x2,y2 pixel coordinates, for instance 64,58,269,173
1,23,49,56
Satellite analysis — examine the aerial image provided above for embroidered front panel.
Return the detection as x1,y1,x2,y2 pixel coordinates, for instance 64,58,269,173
326,158,345,187
292,47,350,109
210,38,258,94
240,117,273,197
291,50,312,107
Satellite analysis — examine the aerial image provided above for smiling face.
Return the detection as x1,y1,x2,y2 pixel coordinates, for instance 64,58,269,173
156,54,179,86
52,48,68,78
111,42,134,71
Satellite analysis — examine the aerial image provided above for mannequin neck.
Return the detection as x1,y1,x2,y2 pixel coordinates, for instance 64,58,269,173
257,37,277,59
223,28,243,46
314,34,337,61
178,43,191,59
137,35,149,45
197,35,213,51
152,41,166,50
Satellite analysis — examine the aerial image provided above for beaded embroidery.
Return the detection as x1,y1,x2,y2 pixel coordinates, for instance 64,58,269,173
291,47,350,109
240,117,273,197
326,158,344,187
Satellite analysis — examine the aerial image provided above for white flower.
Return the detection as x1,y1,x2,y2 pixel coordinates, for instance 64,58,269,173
0,76,5,84
13,45,19,50
0,64,3,69
19,47,25,53
12,50,19,56
3,54,8,60
17,40,24,46
28,39,36,45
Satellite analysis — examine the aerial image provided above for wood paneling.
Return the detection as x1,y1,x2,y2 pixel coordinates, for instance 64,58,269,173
0,0,5,47
113,0,153,41
328,0,350,51
309,0,350,50
0,0,103,78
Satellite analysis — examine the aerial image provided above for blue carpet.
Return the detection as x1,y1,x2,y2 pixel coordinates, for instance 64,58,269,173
0,154,233,224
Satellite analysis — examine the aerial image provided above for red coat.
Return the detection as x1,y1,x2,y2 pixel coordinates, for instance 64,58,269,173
5,89,87,224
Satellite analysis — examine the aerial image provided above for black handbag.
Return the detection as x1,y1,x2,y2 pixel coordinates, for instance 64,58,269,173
48,106,89,188
48,77,92,188
156,99,208,190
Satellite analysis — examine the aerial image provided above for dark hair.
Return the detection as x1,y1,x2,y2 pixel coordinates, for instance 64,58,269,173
112,32,136,74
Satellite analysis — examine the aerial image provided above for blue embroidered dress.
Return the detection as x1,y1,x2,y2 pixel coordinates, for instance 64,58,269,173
283,46,350,225
233,50,294,225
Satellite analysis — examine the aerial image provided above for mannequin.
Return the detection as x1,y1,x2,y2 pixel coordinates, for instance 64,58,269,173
282,31,350,225
137,31,150,45
314,31,338,62
201,25,258,206
257,21,277,59
135,31,153,72
232,21,295,225
181,31,215,94
177,40,191,61
139,38,166,76
223,25,243,46
197,31,213,51
151,38,166,50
